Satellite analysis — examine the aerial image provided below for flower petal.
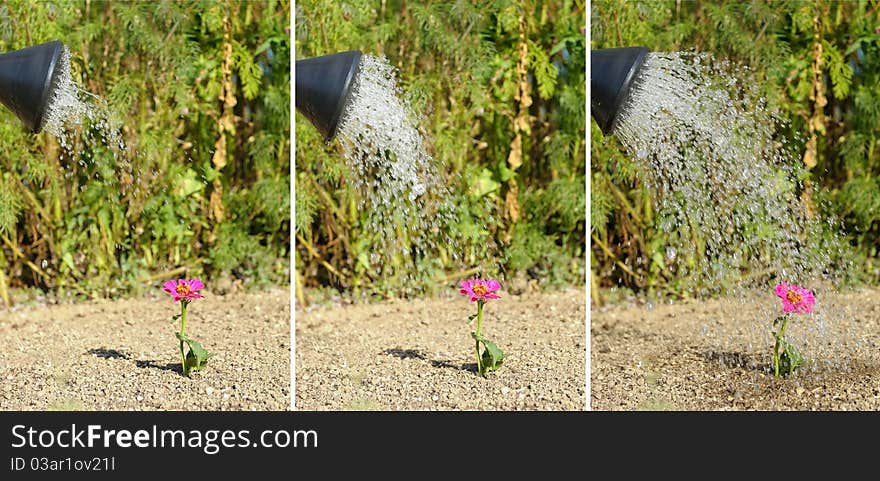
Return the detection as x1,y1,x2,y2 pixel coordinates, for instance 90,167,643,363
774,283,788,298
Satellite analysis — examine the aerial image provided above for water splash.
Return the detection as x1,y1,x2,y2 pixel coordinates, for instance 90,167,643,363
335,55,463,284
614,52,843,293
612,52,861,375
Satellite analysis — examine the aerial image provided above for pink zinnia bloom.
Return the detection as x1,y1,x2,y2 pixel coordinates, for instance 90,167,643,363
774,282,815,314
163,278,205,303
459,278,501,303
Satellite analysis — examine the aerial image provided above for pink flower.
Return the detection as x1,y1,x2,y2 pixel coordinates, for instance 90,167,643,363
459,278,501,303
774,282,815,314
163,278,205,303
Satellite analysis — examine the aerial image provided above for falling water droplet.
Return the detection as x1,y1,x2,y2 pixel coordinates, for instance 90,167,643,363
332,55,494,285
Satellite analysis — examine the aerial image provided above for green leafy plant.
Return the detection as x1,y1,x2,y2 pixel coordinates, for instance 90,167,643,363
459,278,506,377
163,278,214,377
0,1,290,305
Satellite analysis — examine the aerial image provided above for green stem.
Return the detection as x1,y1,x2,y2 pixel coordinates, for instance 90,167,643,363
475,300,484,377
180,300,188,376
773,314,789,378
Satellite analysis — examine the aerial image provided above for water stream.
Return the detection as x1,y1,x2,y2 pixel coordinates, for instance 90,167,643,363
43,47,124,153
335,55,463,284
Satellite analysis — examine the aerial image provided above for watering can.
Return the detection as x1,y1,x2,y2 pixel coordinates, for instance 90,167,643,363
591,47,649,134
0,40,66,133
295,50,363,141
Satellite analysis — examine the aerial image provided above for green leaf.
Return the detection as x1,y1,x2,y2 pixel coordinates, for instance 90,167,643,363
844,38,863,56
480,337,506,373
234,42,263,100
172,168,205,199
467,313,477,323
549,36,579,56
528,41,558,100
823,40,853,99
184,350,199,375
185,337,214,372
497,164,515,183
471,332,506,375
61,252,76,271
356,252,371,271
254,36,284,55
471,168,501,197
778,340,803,377
176,333,214,376
651,251,666,270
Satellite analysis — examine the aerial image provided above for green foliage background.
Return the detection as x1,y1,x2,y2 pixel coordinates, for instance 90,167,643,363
591,0,880,301
295,0,586,300
0,1,290,303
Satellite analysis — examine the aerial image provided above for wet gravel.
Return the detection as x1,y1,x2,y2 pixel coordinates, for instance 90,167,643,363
592,288,880,410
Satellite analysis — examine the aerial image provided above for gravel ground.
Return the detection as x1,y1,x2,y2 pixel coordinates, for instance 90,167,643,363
0,289,290,411
295,290,586,411
592,287,880,410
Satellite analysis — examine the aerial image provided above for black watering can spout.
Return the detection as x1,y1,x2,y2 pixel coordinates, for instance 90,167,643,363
591,47,649,135
295,50,363,141
0,40,66,133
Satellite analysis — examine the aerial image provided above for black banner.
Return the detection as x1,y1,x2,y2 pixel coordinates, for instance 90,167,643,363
0,411,871,477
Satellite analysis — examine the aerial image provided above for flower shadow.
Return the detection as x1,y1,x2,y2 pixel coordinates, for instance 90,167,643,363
135,359,181,373
430,359,478,374
87,348,131,360
88,347,181,373
382,348,427,360
384,347,479,374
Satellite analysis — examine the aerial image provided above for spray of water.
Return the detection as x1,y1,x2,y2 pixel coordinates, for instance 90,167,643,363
335,55,464,285
337,55,430,203
614,52,844,290
31,46,134,276
42,48,91,139
43,47,126,153
40,45,131,200
611,52,868,375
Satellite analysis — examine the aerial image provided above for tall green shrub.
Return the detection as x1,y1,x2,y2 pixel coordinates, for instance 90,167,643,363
0,0,290,303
